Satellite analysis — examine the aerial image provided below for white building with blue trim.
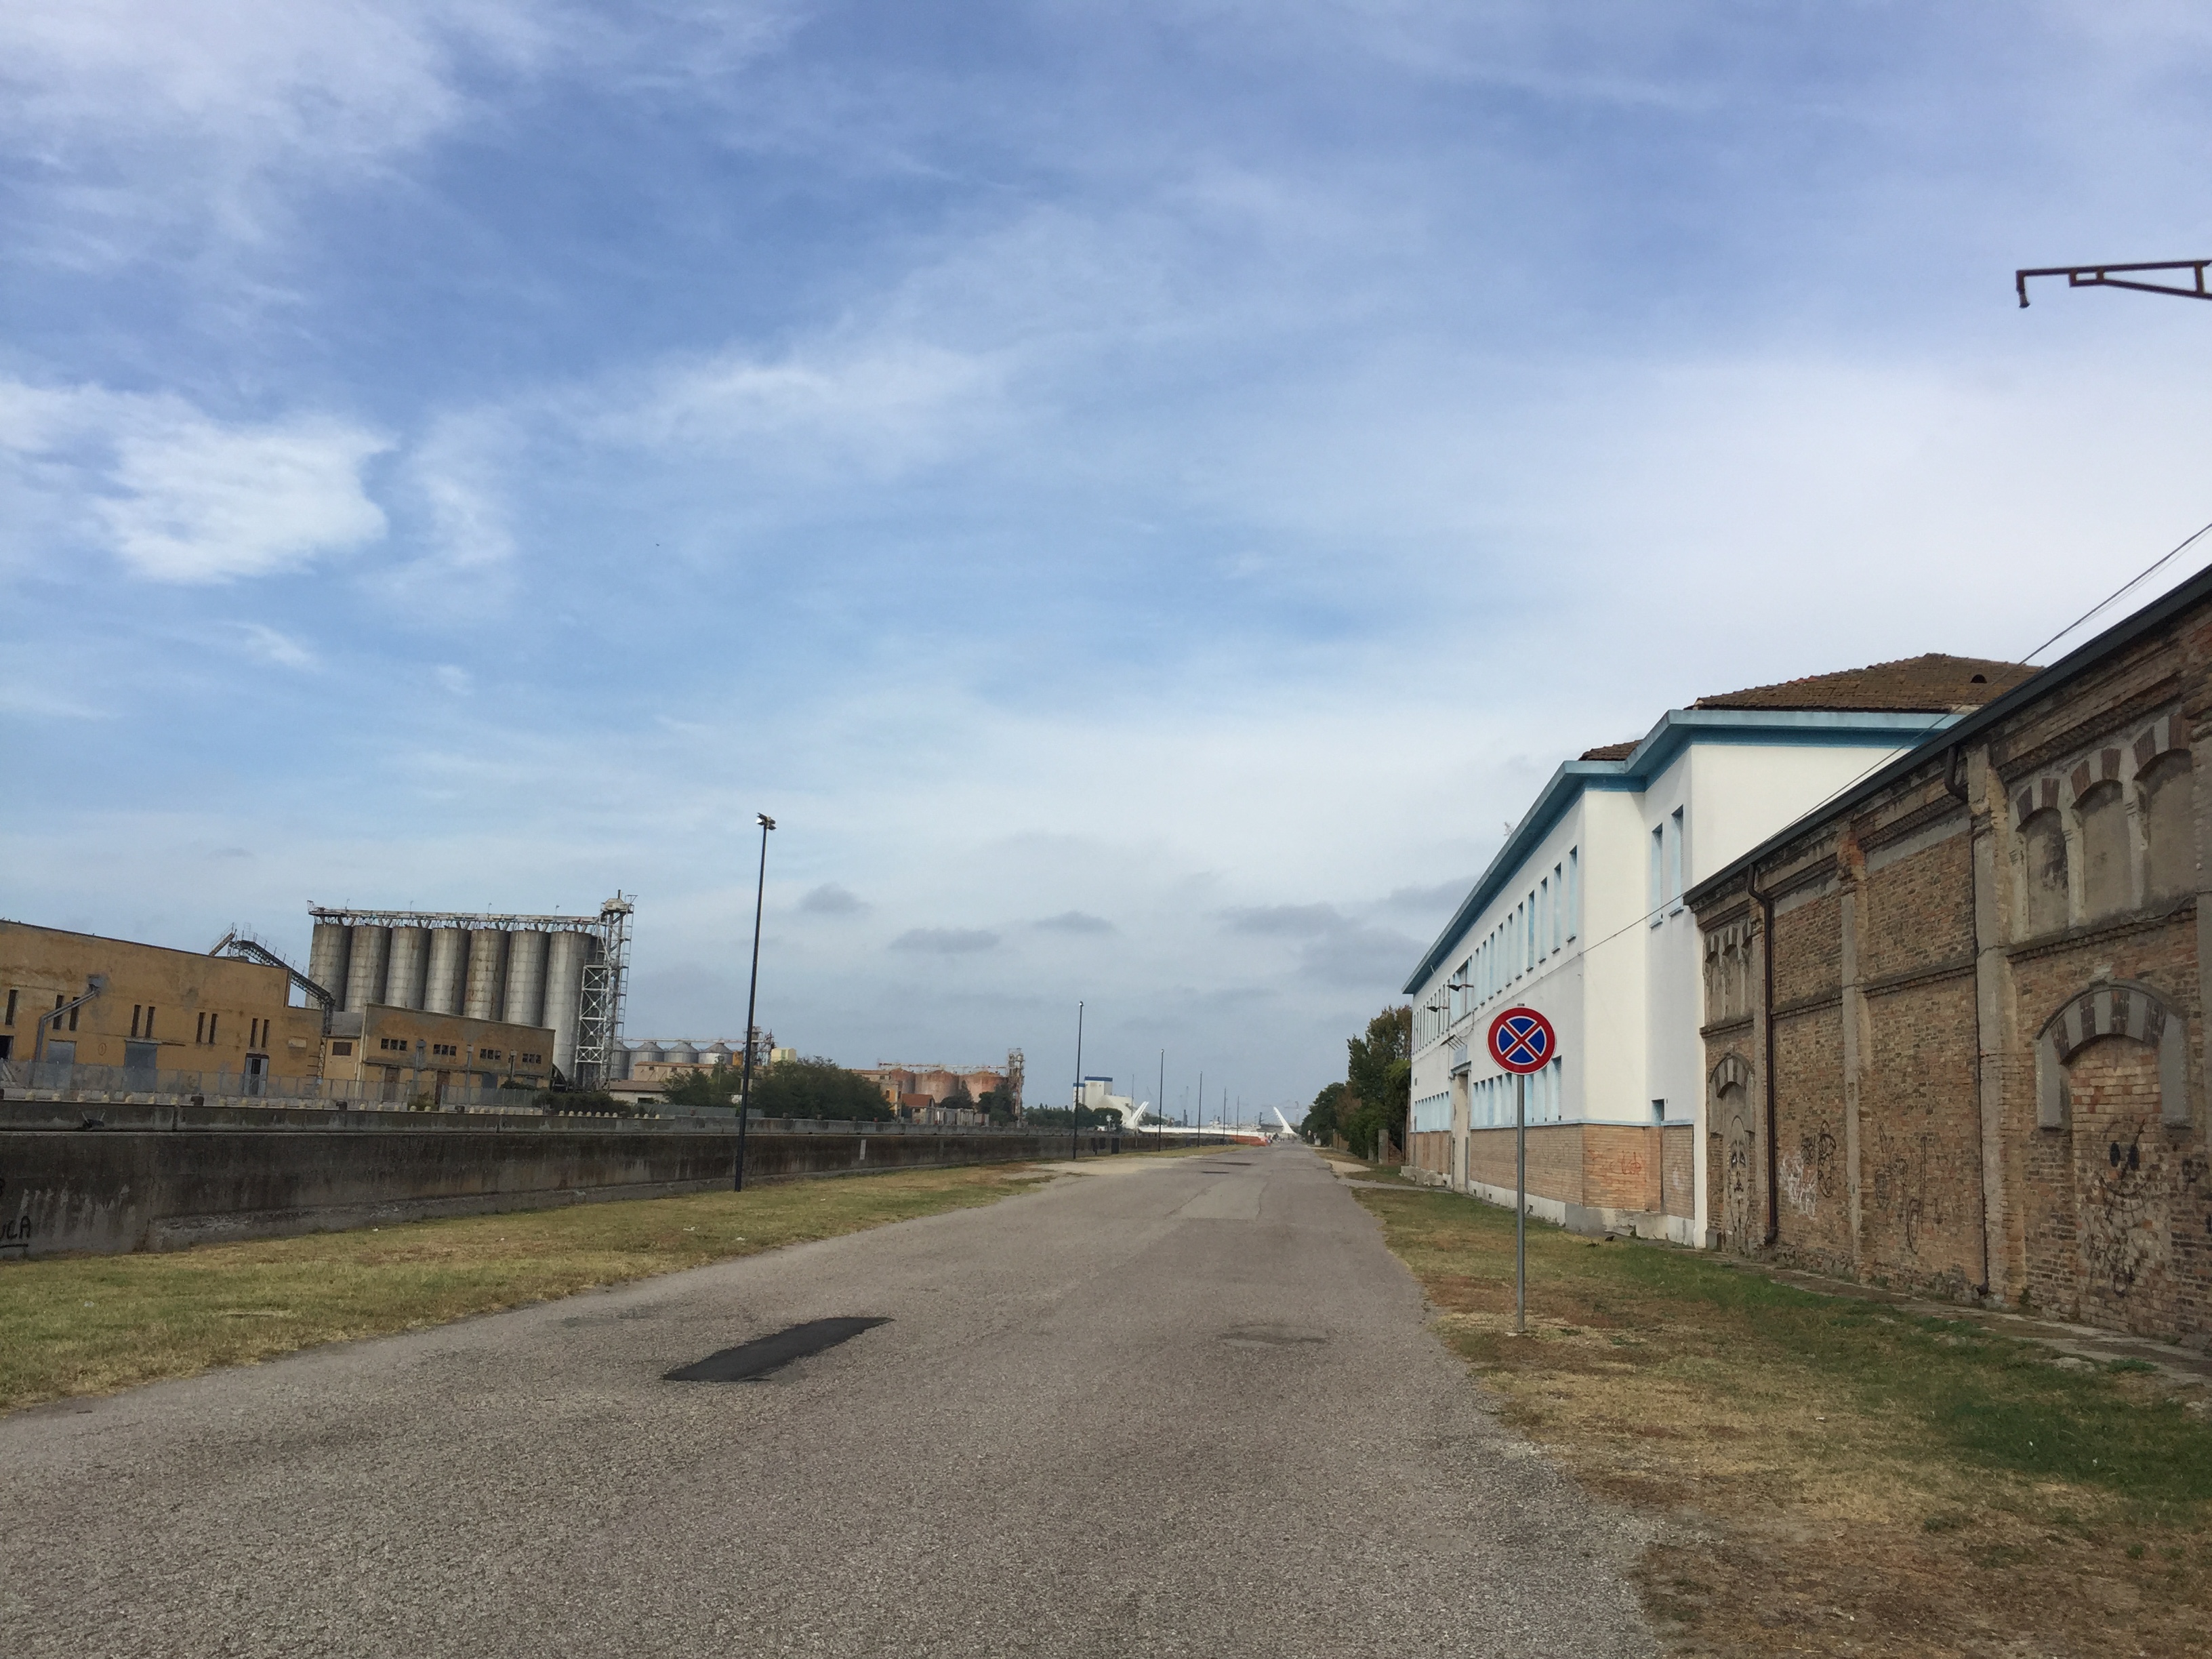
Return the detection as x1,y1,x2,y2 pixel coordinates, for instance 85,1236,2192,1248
1400,655,2032,1245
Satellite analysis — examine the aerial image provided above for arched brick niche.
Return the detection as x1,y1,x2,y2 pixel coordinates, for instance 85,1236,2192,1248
2009,711,2192,933
1707,1053,1757,1249
2033,980,2190,1131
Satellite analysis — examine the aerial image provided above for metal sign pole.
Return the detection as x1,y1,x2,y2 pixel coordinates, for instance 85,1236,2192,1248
1515,1069,1528,1336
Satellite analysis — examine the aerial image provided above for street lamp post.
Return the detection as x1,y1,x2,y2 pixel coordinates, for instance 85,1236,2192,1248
734,812,776,1191
1071,1001,1084,1161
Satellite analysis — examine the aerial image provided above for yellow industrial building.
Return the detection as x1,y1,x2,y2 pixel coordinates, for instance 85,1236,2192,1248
1,919,557,1105
0,920,323,1083
321,1005,554,1103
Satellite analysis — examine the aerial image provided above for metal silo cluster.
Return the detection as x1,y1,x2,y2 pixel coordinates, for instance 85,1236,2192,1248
306,896,632,1086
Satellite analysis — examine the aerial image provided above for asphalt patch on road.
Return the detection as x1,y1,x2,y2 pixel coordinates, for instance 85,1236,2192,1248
665,1317,890,1382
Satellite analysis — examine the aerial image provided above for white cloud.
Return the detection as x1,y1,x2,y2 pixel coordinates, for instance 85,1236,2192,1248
0,0,547,258
0,380,390,582
100,413,389,582
0,0,804,268
363,413,523,609
236,623,315,669
595,338,1006,478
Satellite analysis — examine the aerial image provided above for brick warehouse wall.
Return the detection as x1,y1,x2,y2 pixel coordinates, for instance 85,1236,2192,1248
1408,1130,1452,1178
1467,1124,1583,1203
1692,578,2212,1345
1583,1125,1662,1212
1662,1126,1694,1217
1459,1124,1694,1229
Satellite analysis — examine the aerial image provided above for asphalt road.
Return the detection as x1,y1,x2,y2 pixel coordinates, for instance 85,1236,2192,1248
1,1144,1654,1658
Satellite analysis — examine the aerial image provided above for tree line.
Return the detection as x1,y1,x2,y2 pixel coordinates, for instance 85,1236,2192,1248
1300,1004,1410,1160
659,1056,1020,1122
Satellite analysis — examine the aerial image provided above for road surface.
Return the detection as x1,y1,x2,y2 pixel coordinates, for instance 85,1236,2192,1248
1,1143,1654,1657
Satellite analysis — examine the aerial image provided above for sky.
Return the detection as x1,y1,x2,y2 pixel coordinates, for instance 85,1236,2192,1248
7,2,2212,1119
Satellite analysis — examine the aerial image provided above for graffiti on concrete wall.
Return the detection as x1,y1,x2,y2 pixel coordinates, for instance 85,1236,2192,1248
0,1174,27,1256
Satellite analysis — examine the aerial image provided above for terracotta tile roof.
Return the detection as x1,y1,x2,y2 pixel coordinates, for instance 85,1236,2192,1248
1578,741,1639,761
1693,653,2035,714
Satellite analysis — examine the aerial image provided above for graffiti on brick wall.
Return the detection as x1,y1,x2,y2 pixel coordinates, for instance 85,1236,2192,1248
1870,1133,1954,1257
2078,1122,2166,1301
1779,1130,1839,1219
2064,1033,2182,1329
1719,1103,1755,1248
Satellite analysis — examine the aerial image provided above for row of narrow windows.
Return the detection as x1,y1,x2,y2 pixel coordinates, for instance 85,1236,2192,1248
0,990,272,1050
1473,1061,1563,1126
1420,847,1582,1046
1408,1065,1570,1130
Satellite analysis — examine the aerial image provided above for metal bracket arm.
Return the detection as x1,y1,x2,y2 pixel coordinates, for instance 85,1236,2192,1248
2017,260,2212,308
32,975,106,1064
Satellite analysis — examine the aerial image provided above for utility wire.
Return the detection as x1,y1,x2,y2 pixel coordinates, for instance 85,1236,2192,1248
1431,513,2212,1029
2020,516,2212,665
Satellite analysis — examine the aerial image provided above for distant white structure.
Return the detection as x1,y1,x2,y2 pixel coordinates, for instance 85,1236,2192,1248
1075,1076,1145,1128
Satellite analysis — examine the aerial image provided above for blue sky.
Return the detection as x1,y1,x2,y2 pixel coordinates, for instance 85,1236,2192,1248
7,2,2212,1115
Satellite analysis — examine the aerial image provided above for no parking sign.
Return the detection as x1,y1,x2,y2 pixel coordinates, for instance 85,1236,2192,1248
1483,1005,1557,1337
1487,1006,1556,1075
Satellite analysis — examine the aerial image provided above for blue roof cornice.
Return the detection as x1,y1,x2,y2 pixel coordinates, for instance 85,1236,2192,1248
1399,706,1961,994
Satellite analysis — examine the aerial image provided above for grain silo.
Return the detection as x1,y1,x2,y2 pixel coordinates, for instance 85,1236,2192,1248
344,926,390,1012
503,930,549,1027
303,897,633,1086
385,926,430,1010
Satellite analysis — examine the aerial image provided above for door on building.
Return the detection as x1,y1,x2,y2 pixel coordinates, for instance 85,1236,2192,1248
434,1069,451,1105
43,1040,76,1069
244,1052,268,1097
380,1066,401,1103
123,1040,159,1083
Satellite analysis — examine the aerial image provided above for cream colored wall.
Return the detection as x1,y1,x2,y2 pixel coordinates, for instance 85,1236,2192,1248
0,920,322,1079
1577,787,1653,1124
325,1004,556,1092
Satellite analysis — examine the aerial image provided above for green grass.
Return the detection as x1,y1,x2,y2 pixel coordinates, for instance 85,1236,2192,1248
0,1161,1048,1415
1365,1185,2212,1514
1356,1183,2212,1656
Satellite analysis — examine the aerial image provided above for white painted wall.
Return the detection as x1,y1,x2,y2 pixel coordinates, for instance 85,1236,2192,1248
1407,723,1940,1237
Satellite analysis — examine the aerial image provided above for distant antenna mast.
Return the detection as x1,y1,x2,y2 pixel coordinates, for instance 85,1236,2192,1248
2017,260,2212,308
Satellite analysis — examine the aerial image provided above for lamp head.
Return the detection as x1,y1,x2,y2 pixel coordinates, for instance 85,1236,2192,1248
757,813,776,830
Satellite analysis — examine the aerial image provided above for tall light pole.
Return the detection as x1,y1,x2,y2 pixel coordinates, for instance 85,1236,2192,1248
734,812,775,1191
1071,1001,1084,1161
1157,1049,1164,1149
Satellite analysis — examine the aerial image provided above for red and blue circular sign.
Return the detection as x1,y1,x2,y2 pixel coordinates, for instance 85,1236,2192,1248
1488,1006,1557,1074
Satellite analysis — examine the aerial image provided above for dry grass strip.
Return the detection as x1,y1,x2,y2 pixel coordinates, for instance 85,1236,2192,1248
1356,1185,2212,1658
1,1162,1049,1415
